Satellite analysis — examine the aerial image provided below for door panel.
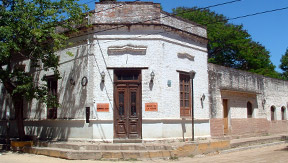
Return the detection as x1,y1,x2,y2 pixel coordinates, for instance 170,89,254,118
128,85,140,139
114,70,142,140
115,87,127,138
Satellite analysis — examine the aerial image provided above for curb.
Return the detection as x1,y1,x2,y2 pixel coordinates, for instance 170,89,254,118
220,141,286,154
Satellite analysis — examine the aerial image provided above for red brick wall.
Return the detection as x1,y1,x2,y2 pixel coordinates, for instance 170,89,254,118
269,121,288,134
230,118,269,136
210,118,224,138
211,118,288,138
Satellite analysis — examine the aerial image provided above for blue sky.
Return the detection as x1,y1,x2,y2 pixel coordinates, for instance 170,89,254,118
85,0,288,72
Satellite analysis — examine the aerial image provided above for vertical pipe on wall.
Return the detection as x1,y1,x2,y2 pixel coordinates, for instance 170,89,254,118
191,79,194,141
86,107,90,123
190,70,196,141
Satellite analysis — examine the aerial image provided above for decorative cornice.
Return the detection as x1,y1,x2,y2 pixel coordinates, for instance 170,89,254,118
108,44,147,55
177,53,195,61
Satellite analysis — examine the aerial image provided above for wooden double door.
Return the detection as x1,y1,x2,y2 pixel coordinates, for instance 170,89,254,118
114,70,142,140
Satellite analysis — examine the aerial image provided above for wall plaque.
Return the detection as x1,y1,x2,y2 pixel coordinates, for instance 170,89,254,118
145,103,158,111
97,103,109,112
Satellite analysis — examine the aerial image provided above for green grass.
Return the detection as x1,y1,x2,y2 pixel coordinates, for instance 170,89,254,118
169,156,179,160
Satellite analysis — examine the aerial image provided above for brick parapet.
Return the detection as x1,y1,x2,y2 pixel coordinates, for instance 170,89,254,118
93,2,207,39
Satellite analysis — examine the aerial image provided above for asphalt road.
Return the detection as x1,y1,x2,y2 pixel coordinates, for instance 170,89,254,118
0,143,287,163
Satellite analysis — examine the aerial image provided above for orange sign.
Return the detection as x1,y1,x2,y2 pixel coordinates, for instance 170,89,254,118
145,103,158,111
97,103,109,112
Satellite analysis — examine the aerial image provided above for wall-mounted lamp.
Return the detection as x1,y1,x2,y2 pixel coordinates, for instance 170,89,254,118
150,71,155,82
167,80,172,87
262,99,266,105
69,78,75,85
201,94,205,101
101,71,105,82
262,99,266,109
81,76,88,86
189,70,196,79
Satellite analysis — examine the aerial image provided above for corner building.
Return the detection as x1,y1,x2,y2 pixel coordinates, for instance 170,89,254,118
0,2,210,142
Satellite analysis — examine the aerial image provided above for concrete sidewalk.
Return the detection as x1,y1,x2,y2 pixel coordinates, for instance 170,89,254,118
230,133,287,148
22,139,230,160
2,133,287,160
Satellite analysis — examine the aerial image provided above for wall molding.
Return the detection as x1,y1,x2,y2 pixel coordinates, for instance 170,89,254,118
108,44,147,55
177,53,195,61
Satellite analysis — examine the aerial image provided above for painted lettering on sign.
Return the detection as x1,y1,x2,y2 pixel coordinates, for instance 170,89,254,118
145,103,158,111
97,103,109,112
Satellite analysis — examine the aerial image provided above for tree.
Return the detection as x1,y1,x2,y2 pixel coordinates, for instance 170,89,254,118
0,0,88,140
280,48,288,79
173,7,279,78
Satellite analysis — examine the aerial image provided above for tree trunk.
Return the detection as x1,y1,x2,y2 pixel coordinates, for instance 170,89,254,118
2,80,26,140
12,95,25,140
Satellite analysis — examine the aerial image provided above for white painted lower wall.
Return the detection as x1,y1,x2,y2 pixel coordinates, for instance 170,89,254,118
18,119,210,141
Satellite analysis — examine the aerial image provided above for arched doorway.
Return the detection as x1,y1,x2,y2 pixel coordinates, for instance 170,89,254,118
281,106,286,120
270,106,276,121
247,101,253,118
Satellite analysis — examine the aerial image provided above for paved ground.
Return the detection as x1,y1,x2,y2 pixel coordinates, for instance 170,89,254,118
180,143,288,163
0,143,287,163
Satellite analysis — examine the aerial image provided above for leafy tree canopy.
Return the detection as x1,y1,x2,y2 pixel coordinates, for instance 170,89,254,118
0,0,88,139
280,48,288,79
173,7,280,78
0,0,88,99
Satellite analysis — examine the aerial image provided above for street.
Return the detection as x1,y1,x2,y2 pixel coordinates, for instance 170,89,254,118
0,143,287,163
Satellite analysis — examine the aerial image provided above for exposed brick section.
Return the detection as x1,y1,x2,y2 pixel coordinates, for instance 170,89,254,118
94,2,161,24
230,118,269,136
211,118,288,138
269,121,288,134
93,2,207,39
210,118,224,138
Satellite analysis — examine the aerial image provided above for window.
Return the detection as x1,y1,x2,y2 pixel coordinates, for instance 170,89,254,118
46,75,58,119
271,106,276,121
247,101,253,118
179,74,191,117
281,107,286,120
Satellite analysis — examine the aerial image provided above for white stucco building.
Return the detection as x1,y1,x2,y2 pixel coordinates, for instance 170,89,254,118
0,2,210,142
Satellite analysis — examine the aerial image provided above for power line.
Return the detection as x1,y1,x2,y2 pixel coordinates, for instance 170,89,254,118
91,0,242,90
76,0,242,36
86,0,242,35
97,4,288,45
228,6,288,21
81,0,96,5
202,0,241,9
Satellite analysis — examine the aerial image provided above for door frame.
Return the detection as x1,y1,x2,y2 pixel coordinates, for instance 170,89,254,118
223,99,229,135
113,69,142,141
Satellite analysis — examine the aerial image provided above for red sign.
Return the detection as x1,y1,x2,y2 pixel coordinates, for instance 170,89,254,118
145,103,158,111
97,103,109,112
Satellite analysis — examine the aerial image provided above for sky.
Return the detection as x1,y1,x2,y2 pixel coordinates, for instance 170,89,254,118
83,0,288,72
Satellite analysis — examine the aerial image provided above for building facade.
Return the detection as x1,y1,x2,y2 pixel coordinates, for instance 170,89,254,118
209,64,288,138
0,2,210,142
0,2,287,142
